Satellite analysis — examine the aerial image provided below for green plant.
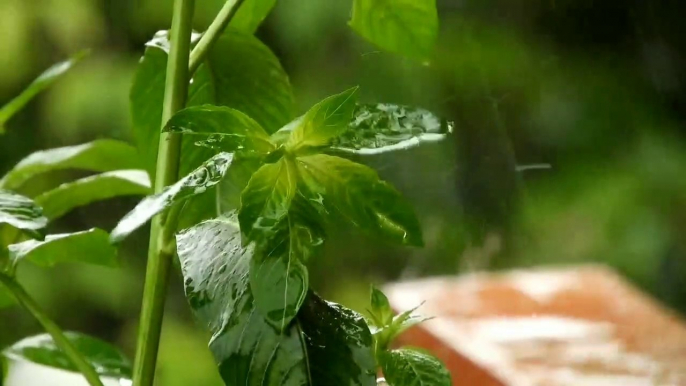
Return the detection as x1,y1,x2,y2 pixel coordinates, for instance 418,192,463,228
0,0,452,385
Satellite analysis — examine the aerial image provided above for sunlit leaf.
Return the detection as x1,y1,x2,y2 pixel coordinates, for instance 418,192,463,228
164,105,275,155
349,0,439,61
297,154,423,246
370,285,393,326
380,348,451,386
35,170,151,220
110,153,233,243
0,51,87,133
0,140,141,191
2,332,132,378
0,190,47,240
8,228,118,269
330,104,453,155
231,0,277,33
286,87,359,152
217,157,263,213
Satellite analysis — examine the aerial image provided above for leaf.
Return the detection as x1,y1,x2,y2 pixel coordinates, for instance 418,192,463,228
238,159,296,242
379,348,451,386
370,285,393,326
163,105,275,155
231,0,277,33
0,51,87,133
0,285,15,309
131,30,294,177
8,228,118,269
297,293,378,386
286,87,359,152
297,154,423,246
35,170,151,220
349,0,439,61
110,153,233,243
0,140,142,191
2,332,132,378
331,104,453,155
176,216,309,385
176,217,376,386
218,157,263,212
0,190,47,240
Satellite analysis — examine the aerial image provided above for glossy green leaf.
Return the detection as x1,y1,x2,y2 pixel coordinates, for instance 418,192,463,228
35,170,151,220
0,52,87,134
231,0,277,33
331,104,453,155
8,228,118,269
164,105,275,155
110,152,233,243
286,87,359,152
297,154,423,246
218,157,263,212
380,348,451,386
176,216,309,385
177,217,376,386
0,190,47,240
297,293,377,386
238,159,296,242
0,140,141,190
349,0,439,61
2,332,132,378
370,285,393,326
131,30,294,177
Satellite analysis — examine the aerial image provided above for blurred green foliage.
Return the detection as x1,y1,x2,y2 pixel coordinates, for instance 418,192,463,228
1,0,686,383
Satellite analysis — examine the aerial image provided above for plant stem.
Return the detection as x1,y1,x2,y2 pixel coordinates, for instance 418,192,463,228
188,0,246,75
132,0,195,385
0,273,104,386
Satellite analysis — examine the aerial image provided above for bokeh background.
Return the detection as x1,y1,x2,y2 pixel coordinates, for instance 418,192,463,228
2,0,686,384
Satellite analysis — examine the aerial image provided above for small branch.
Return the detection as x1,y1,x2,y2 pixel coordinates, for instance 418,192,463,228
0,273,104,386
188,0,246,75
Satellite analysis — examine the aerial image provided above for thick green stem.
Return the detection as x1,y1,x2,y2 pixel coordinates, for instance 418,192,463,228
132,1,195,385
0,273,104,386
188,0,246,75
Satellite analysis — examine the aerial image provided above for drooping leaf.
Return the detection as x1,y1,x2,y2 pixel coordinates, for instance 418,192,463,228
163,105,275,155
0,140,141,190
35,170,151,220
0,190,47,240
238,159,296,242
2,332,132,379
8,228,118,269
131,30,294,177
297,293,377,386
349,0,439,61
286,87,359,152
0,51,87,134
297,154,423,246
370,285,393,326
379,348,451,386
176,216,309,385
231,0,277,33
330,104,453,155
176,216,376,386
110,153,233,243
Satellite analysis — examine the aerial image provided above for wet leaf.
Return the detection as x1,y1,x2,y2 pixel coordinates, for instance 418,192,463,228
35,170,151,220
0,51,87,133
349,0,438,61
331,104,453,155
370,285,393,326
379,348,451,386
297,293,377,386
164,105,275,155
0,190,47,240
286,87,359,152
218,157,263,212
2,332,132,378
8,228,118,269
297,154,423,246
176,216,309,385
231,0,277,33
110,153,233,243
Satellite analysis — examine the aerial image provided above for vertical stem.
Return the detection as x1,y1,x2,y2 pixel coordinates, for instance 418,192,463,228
0,273,104,386
132,1,195,385
188,0,245,75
